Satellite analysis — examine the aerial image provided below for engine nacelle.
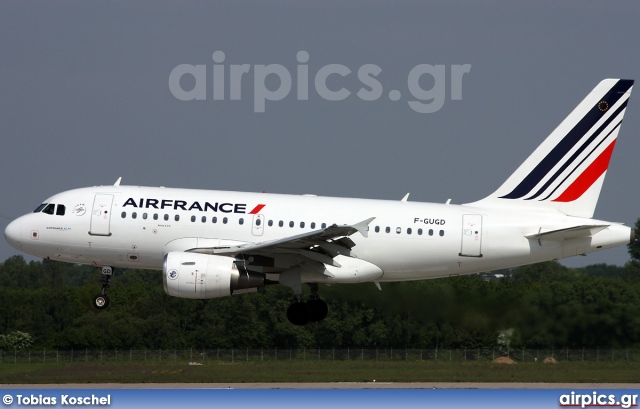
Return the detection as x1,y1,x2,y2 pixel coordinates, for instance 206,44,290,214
163,252,265,299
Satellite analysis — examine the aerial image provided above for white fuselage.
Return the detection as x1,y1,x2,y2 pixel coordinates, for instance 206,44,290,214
4,185,631,284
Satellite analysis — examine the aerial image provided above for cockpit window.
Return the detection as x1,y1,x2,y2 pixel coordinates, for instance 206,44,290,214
42,204,55,215
33,204,47,213
56,205,66,216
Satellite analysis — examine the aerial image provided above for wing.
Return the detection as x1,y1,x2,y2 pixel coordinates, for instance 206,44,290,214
186,217,375,269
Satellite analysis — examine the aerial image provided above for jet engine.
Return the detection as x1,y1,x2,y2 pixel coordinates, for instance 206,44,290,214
162,252,265,299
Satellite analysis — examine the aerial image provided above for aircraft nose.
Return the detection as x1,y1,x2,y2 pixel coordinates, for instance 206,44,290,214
5,218,23,251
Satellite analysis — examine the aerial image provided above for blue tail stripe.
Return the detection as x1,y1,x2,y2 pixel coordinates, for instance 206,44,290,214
538,120,622,201
500,79,633,200
524,100,628,200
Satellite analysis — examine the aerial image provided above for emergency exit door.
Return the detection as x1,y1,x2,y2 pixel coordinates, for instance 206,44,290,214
252,214,265,236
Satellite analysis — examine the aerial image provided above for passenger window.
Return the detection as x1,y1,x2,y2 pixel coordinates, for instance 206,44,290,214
429,229,434,236
279,220,283,227
223,217,228,224
33,204,47,213
42,204,55,215
175,215,180,222
396,227,401,234
56,205,66,216
375,226,380,233
153,214,158,220
239,218,244,225
385,227,390,233
164,214,169,221
191,215,196,222
321,223,327,229
256,219,261,226
439,230,445,237
143,213,148,220
289,221,294,228
202,216,206,223
121,212,126,218
407,228,412,235
268,220,273,227
132,212,137,219
212,217,217,223
311,222,316,229
300,222,305,228
418,228,423,235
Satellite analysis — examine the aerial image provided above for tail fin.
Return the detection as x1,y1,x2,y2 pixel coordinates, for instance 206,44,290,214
468,78,634,218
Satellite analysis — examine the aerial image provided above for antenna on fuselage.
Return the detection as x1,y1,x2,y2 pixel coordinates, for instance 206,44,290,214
114,177,122,186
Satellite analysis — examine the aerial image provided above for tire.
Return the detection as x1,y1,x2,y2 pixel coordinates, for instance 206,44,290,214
94,294,110,309
287,302,310,325
307,299,328,322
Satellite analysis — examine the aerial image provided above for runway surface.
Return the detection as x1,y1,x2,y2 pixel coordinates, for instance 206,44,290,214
2,383,640,389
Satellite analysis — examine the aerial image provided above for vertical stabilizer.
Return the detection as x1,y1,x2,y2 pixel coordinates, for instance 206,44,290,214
467,79,634,218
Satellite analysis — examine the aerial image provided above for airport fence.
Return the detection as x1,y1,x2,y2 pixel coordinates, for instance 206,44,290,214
1,348,639,364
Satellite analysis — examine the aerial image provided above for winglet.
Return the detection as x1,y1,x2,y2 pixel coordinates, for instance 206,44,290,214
114,177,122,187
353,217,376,238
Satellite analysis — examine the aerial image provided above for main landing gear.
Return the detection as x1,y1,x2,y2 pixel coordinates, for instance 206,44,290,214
93,266,112,309
287,284,328,326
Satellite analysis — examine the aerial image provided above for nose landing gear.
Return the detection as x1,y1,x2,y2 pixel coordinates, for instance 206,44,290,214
93,266,112,309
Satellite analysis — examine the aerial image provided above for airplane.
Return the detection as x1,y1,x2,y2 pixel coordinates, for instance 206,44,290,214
4,78,636,325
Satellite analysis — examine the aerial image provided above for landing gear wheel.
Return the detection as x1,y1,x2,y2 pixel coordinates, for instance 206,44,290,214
287,301,310,326
93,294,110,309
307,298,328,322
93,266,113,310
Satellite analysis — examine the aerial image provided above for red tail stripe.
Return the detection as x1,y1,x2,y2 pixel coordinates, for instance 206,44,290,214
552,140,617,203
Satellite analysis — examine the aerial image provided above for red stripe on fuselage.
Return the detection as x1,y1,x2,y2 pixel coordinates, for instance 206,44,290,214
249,204,266,214
552,140,616,202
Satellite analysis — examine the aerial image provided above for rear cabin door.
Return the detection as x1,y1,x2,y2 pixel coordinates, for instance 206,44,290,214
89,194,114,236
459,214,483,257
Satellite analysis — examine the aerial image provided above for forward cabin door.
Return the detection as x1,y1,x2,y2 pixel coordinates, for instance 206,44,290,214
459,214,483,257
89,194,114,236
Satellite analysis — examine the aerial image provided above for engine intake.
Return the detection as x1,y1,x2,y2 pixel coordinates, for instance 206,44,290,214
163,251,265,299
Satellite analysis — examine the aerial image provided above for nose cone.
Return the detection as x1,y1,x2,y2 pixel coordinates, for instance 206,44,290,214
5,218,23,251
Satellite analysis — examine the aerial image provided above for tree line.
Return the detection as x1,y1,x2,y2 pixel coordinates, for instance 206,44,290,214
1,219,640,351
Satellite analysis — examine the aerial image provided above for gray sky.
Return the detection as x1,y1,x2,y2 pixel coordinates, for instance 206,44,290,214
1,1,639,268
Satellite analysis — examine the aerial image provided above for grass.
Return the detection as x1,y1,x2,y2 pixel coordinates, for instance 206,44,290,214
1,361,639,384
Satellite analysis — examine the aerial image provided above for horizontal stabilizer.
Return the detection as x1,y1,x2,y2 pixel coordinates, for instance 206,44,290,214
525,225,609,241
